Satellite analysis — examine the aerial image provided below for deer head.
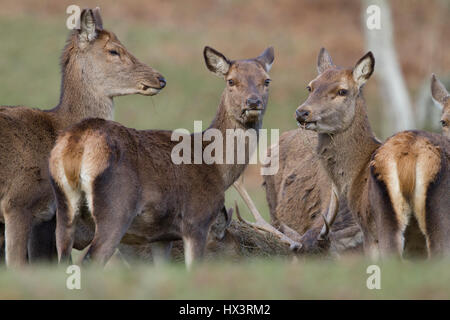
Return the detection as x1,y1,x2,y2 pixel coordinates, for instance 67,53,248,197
203,46,274,127
62,8,166,98
431,74,450,138
295,48,375,134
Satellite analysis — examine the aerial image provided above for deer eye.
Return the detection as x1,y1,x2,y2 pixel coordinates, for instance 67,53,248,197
264,79,271,87
109,49,120,56
338,89,348,96
441,120,448,127
228,79,235,86
306,86,312,92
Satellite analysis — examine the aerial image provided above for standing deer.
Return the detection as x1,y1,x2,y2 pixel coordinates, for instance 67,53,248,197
296,48,449,258
0,8,166,267
49,46,276,268
431,74,450,139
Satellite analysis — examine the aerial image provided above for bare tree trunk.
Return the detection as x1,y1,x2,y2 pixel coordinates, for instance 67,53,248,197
362,0,415,136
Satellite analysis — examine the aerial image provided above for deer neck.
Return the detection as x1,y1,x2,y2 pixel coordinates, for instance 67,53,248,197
50,59,114,129
317,94,380,204
207,92,262,189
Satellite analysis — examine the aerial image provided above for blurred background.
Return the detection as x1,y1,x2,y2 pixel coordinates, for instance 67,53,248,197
0,0,449,220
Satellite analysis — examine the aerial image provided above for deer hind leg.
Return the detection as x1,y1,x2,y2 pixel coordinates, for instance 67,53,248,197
370,165,410,259
417,157,449,257
150,241,173,266
411,148,444,257
52,175,82,264
3,206,33,267
82,168,139,266
425,190,450,256
182,213,211,270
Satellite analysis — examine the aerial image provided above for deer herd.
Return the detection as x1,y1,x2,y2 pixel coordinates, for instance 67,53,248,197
0,8,448,270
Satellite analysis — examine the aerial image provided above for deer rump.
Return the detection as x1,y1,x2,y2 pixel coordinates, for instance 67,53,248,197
370,130,450,256
263,128,363,255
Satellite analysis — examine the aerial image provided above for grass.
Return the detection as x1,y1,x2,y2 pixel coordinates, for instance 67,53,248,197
1,257,450,299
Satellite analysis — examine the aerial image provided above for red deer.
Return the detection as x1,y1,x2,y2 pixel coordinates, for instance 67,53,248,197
120,182,343,263
0,8,166,267
296,48,450,258
49,46,276,268
118,205,295,263
262,129,363,255
431,74,450,139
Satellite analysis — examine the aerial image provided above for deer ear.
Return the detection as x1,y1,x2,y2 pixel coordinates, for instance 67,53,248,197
353,52,375,88
256,47,275,72
431,74,449,109
92,7,104,31
204,46,231,77
79,8,102,44
317,48,334,74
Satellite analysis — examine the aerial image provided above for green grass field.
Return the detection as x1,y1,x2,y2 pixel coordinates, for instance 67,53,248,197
1,257,450,299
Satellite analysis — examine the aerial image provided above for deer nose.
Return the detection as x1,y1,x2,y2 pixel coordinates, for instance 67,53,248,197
295,109,310,121
158,76,167,89
246,97,262,108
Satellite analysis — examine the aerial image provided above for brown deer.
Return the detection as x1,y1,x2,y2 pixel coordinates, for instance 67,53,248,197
0,8,166,267
119,178,343,263
118,205,295,263
49,46,276,268
262,128,363,255
296,48,450,258
431,74,450,139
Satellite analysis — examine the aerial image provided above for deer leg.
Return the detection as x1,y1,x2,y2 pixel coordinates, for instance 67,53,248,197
4,207,32,267
370,177,404,259
182,220,209,270
83,205,137,266
82,171,139,266
423,180,450,257
52,179,81,264
28,216,57,263
150,241,173,265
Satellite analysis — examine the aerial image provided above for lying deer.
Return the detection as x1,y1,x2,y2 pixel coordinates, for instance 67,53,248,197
431,74,450,139
296,49,449,258
119,205,295,263
50,46,276,268
0,8,165,267
262,129,363,255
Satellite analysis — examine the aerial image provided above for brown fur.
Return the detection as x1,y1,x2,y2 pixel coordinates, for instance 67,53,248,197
371,130,449,257
296,49,450,259
62,135,85,190
263,128,362,255
371,132,442,235
0,8,165,267
119,220,293,263
50,47,275,268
